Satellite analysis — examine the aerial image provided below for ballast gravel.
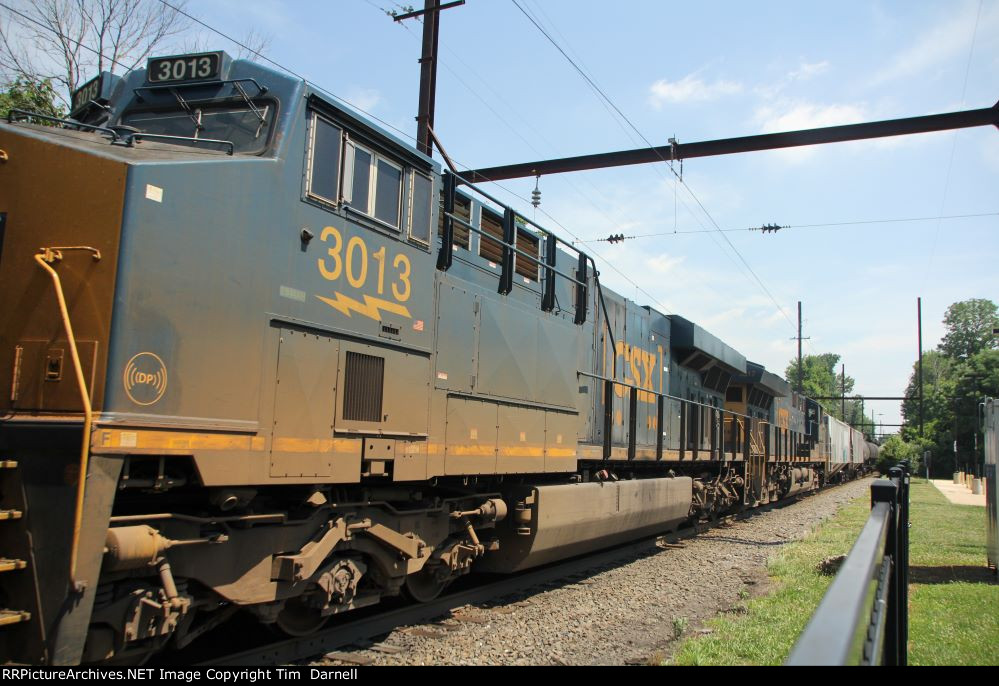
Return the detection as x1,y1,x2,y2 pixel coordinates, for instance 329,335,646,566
315,477,873,666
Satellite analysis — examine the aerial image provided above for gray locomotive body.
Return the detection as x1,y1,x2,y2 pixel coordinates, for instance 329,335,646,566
0,52,874,664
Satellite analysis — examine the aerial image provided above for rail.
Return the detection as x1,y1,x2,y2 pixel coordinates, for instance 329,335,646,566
436,169,592,325
786,462,910,666
6,108,119,140
577,370,759,462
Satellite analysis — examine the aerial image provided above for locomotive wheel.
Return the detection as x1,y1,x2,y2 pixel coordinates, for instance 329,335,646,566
275,598,328,637
402,568,451,603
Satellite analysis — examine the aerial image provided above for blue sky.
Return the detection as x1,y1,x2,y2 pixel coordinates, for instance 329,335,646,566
187,0,999,430
17,0,998,431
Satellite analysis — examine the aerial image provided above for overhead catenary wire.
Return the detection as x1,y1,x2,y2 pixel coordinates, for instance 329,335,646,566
154,0,680,316
508,0,798,332
922,0,984,292
575,211,999,243
369,1,682,314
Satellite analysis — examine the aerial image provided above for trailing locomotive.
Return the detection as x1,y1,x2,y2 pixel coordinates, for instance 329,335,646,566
0,52,875,664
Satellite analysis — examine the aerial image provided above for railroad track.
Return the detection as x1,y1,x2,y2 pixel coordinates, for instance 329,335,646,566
196,485,847,667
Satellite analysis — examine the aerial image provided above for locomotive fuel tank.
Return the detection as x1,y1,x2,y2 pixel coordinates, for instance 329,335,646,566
478,476,692,573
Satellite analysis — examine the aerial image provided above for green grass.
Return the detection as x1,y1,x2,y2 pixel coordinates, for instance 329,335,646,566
906,481,997,665
670,479,999,666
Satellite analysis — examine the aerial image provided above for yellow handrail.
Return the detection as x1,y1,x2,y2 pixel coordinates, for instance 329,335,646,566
33,246,101,592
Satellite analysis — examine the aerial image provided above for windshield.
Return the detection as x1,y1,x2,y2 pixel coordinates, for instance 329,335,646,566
120,100,274,154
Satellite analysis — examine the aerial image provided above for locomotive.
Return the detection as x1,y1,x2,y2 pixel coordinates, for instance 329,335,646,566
0,52,875,664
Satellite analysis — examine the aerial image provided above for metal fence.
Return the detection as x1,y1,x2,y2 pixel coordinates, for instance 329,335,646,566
786,462,910,666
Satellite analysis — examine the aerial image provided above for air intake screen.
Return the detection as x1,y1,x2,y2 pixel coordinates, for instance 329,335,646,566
479,210,504,263
343,352,384,422
515,228,539,281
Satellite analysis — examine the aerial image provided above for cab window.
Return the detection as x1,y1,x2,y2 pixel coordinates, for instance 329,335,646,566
307,115,342,203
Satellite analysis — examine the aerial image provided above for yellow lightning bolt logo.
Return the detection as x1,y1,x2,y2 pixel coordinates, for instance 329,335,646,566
316,292,412,321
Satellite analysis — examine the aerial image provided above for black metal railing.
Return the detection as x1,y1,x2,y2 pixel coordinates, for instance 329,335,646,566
786,462,910,666
577,370,767,463
437,170,592,325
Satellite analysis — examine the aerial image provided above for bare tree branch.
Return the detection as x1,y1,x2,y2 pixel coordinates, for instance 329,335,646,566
0,0,189,102
234,27,270,61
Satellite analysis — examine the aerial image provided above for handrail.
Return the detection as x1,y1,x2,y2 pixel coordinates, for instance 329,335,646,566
436,169,591,325
32,246,102,594
786,462,910,665
577,368,768,462
6,109,119,141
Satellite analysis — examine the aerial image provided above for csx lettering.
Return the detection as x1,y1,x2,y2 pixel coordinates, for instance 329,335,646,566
777,408,790,430
614,342,657,404
317,226,411,302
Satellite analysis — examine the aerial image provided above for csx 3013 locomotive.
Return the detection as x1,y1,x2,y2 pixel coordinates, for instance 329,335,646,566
0,52,875,664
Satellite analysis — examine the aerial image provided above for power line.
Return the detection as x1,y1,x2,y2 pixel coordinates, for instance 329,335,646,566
160,0,679,317
509,0,796,332
577,211,999,243
370,2,680,314
922,0,983,291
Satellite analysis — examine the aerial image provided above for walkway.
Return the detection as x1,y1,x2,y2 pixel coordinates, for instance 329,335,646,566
930,479,986,507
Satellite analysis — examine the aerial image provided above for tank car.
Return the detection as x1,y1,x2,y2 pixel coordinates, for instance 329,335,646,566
0,51,860,664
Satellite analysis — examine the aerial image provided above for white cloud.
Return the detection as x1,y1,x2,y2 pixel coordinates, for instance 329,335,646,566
753,100,868,163
870,2,999,86
754,59,831,98
344,87,381,113
787,60,829,82
756,101,867,133
648,74,743,108
646,253,686,275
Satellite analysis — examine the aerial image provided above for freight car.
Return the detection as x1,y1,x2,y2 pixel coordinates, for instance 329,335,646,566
0,51,875,664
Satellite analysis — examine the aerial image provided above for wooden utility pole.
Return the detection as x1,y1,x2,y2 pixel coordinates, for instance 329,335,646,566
793,301,809,396
918,297,924,438
841,363,846,421
393,1,465,157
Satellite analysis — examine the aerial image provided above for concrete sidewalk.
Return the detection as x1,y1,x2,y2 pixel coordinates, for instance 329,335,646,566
930,479,986,507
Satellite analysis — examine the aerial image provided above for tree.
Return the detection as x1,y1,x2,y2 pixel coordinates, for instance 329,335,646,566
901,299,999,476
1,0,189,105
939,298,999,360
0,75,64,118
784,352,862,424
877,434,930,476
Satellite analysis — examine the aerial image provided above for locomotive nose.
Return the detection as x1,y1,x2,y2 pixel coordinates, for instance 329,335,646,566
0,124,126,416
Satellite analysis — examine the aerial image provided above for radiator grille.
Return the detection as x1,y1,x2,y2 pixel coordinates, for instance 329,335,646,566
343,352,384,422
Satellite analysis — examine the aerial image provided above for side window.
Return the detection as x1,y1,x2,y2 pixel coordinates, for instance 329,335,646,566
307,115,342,204
344,141,372,213
374,158,402,228
343,141,403,230
409,172,433,244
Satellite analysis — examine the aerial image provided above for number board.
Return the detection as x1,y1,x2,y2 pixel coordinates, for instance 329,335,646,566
71,74,103,115
147,52,222,84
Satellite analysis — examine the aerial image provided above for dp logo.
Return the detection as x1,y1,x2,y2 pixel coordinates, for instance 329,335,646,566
123,352,168,406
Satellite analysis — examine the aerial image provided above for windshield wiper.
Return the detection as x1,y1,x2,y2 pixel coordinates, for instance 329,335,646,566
122,132,234,155
168,87,205,135
231,80,266,126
